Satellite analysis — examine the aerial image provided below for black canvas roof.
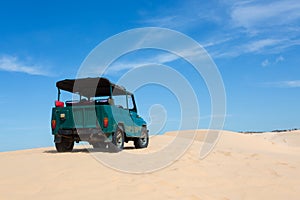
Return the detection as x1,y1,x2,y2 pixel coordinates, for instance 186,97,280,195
56,77,131,97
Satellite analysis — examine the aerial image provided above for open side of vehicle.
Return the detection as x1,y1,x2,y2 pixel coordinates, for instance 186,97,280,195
51,77,149,152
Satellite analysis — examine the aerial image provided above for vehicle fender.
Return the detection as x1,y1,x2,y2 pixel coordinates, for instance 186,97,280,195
117,123,128,142
117,123,125,132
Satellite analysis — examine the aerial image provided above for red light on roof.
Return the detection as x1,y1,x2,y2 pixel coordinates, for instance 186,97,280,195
55,101,64,107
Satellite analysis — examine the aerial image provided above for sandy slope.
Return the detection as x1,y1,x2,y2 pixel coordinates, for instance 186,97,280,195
0,130,300,200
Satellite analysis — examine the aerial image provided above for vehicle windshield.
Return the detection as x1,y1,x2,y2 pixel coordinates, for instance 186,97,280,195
112,95,129,109
59,91,135,111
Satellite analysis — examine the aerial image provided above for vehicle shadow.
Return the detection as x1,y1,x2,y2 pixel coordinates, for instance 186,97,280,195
43,148,91,154
43,146,136,154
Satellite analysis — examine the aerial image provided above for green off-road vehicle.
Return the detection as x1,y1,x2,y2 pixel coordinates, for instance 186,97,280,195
51,77,149,152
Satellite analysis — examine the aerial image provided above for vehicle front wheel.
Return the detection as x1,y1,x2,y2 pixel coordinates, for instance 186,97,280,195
134,127,149,149
55,137,74,152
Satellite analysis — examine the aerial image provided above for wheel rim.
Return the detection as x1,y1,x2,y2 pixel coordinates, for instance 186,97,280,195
140,130,148,145
140,137,147,145
116,130,123,148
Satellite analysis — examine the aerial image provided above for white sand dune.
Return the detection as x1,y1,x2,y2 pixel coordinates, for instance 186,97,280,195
0,130,300,200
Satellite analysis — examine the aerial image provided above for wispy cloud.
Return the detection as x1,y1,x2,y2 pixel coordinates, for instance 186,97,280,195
244,39,282,53
223,0,300,56
0,55,51,76
139,1,300,58
199,114,232,120
105,43,209,75
79,26,215,77
202,37,234,48
283,81,300,88
261,55,285,67
214,38,300,58
140,1,225,30
107,52,179,74
265,80,300,88
231,0,300,33
142,16,185,30
261,59,270,67
275,55,284,63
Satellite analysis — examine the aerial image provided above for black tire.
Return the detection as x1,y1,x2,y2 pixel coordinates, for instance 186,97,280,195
134,127,149,149
111,127,124,152
55,137,74,152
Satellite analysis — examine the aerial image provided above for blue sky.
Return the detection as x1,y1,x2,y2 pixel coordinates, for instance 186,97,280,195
0,0,300,151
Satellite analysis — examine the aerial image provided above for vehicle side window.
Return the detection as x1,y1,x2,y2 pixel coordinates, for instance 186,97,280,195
113,95,128,109
127,95,134,110
72,93,81,101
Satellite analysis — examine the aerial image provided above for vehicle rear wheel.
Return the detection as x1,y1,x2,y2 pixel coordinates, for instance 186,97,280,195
134,127,149,149
55,137,74,152
111,127,124,152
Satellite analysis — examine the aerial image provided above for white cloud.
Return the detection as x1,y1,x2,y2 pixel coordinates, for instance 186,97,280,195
261,55,285,67
0,55,50,76
140,1,225,30
213,1,300,57
105,44,210,75
231,0,300,31
200,114,232,120
138,1,300,58
275,55,284,63
202,37,234,48
261,59,270,67
213,37,299,58
226,0,300,56
244,39,282,53
107,52,179,74
281,80,300,88
141,16,185,29
265,80,300,88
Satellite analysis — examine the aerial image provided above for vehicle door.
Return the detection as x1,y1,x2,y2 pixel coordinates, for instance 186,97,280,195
112,94,135,136
127,95,144,136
